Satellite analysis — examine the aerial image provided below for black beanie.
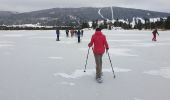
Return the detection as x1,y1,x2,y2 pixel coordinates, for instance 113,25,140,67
96,28,101,31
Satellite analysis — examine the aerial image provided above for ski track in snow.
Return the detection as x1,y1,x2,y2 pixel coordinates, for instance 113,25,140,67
57,81,75,86
30,36,56,39
3,34,26,37
0,44,14,48
119,42,156,47
57,41,77,44
108,39,141,42
79,47,138,56
0,41,15,48
79,47,89,51
144,67,170,79
0,41,15,44
54,68,131,79
109,48,138,56
134,97,143,100
98,8,107,20
107,33,149,36
48,57,64,60
111,6,114,20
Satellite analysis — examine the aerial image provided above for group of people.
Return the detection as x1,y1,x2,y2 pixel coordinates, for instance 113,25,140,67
56,29,84,43
56,27,160,83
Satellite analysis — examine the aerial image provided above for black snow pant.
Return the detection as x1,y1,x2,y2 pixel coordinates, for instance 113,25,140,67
56,35,59,41
78,36,80,43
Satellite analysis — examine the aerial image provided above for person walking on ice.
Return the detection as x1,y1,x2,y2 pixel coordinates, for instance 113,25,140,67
77,30,81,43
66,29,69,37
152,28,159,41
56,29,60,41
88,28,109,83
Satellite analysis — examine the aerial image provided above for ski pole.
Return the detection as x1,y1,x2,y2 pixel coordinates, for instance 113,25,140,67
107,51,116,78
84,47,90,72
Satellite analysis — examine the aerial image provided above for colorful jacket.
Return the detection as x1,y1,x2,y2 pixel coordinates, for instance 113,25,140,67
88,31,109,54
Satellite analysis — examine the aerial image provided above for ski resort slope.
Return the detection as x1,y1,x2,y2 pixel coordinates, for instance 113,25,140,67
0,29,170,100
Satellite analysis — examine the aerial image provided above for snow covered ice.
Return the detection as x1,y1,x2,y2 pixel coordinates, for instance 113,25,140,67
0,29,170,100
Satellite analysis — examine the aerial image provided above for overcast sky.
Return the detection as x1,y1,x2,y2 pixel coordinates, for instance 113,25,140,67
0,0,170,13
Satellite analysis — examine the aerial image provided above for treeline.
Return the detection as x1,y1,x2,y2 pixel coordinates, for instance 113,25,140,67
1,16,170,30
0,26,80,30
81,16,170,30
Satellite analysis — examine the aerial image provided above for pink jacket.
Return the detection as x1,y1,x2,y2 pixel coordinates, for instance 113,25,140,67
88,31,109,54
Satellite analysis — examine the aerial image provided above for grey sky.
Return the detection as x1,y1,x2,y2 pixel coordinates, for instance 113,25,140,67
0,0,170,13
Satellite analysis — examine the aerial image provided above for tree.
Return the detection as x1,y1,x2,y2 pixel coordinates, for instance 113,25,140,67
136,19,142,30
165,16,170,29
114,19,119,27
81,22,89,29
92,21,97,29
103,20,107,29
144,18,150,29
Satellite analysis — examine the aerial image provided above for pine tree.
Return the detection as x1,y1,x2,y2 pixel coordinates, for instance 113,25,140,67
165,16,170,29
103,20,107,29
92,21,97,29
81,22,89,29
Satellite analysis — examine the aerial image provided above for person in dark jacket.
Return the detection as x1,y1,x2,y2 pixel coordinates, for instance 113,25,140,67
77,30,81,43
152,28,159,41
88,28,109,82
81,29,84,37
66,29,69,37
56,29,60,41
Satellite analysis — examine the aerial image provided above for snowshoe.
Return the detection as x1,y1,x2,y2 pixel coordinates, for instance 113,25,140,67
96,77,103,83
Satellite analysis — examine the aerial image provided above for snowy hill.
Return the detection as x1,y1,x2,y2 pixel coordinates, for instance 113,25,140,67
0,7,170,26
0,11,18,17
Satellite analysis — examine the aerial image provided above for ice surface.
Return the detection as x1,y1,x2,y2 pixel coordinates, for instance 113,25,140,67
48,57,64,60
0,40,15,48
0,44,14,47
59,81,75,86
3,34,26,37
109,48,138,56
0,30,170,100
144,67,170,79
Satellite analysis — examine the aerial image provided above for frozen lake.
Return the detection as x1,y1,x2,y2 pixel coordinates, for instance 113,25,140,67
0,29,170,100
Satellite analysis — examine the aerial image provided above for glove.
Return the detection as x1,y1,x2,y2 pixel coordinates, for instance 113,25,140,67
106,48,109,53
88,43,91,47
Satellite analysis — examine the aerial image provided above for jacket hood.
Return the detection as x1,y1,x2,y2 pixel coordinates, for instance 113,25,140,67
94,31,103,35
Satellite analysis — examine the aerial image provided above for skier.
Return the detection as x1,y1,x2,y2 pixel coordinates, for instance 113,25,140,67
152,28,159,41
77,30,81,43
88,28,109,83
56,29,60,41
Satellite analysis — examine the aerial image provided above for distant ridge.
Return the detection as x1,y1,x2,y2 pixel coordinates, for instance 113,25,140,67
0,11,18,17
0,7,170,26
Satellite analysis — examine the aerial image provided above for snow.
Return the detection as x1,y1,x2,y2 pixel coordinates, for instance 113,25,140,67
149,18,160,23
144,67,170,79
0,29,170,100
0,40,15,48
109,48,138,56
98,8,107,20
0,44,14,47
88,21,93,27
54,68,131,79
59,81,75,86
48,57,64,60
